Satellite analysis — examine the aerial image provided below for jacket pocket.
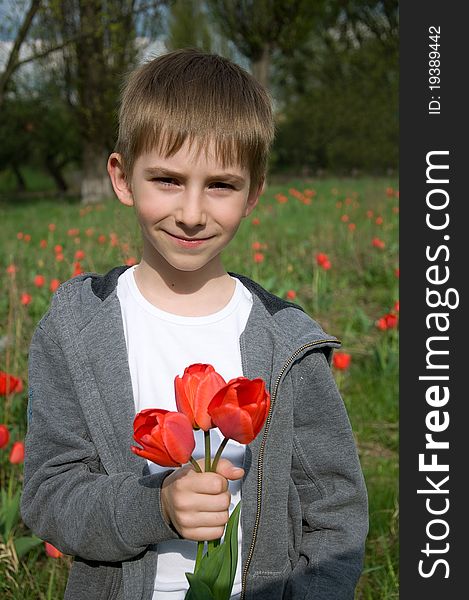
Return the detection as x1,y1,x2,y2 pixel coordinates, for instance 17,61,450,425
287,478,302,567
64,558,122,600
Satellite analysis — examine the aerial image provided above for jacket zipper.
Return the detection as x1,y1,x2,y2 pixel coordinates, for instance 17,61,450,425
240,339,339,599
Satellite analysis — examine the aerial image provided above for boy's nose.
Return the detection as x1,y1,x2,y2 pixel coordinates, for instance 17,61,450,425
175,190,207,228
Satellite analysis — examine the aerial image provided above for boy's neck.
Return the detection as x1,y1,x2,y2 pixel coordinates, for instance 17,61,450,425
133,259,236,317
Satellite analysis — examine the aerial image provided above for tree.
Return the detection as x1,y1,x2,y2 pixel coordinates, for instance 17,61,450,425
0,0,42,109
206,0,332,89
270,0,399,174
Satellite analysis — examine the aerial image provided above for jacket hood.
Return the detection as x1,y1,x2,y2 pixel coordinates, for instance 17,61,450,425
46,266,340,374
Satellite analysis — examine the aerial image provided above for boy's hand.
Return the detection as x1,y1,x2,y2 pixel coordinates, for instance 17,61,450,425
161,458,244,541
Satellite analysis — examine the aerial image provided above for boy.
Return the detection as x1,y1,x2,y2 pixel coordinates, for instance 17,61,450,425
21,49,368,600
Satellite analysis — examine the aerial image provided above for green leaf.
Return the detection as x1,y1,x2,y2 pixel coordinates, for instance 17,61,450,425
0,489,21,540
185,572,216,600
212,501,241,600
14,535,43,558
184,502,242,600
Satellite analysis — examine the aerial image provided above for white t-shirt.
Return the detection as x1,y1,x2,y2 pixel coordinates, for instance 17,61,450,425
117,266,252,599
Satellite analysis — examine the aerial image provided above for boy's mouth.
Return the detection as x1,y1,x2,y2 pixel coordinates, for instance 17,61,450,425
164,231,213,248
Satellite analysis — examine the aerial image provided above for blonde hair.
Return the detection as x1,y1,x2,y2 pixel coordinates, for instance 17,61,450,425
115,48,274,190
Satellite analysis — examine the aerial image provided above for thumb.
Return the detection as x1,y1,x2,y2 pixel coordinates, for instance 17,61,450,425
214,457,245,481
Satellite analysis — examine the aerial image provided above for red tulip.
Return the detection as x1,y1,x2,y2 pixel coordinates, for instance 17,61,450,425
20,293,32,306
333,352,351,370
315,252,329,266
9,441,25,464
175,364,226,431
45,542,63,558
131,409,195,467
34,274,45,287
0,371,23,395
0,424,10,448
208,378,271,444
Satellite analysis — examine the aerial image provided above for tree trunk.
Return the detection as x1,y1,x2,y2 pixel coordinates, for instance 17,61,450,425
12,164,26,192
80,141,112,204
251,44,271,90
45,156,69,192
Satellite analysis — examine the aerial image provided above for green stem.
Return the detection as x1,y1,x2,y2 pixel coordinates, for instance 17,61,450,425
195,540,205,573
211,437,229,472
204,430,211,472
47,560,56,600
189,457,202,473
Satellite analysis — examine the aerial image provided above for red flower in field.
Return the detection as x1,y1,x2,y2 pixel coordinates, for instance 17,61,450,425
24,234,31,242
376,313,399,331
0,371,23,395
286,289,296,300
392,206,399,214
45,542,63,559
98,234,106,244
20,293,32,306
48,223,56,232
56,253,64,262
333,352,351,370
316,252,328,266
175,364,226,431
386,187,394,197
6,264,17,276
67,228,79,237
304,189,316,198
54,244,63,254
372,237,385,249
394,300,400,312
375,216,383,225
251,217,260,226
110,233,119,247
253,252,264,263
39,239,47,249
341,214,349,223
17,232,24,240
9,440,25,464
72,262,83,276
251,241,262,250
0,424,10,448
74,249,85,260
34,274,45,288
131,409,195,467
345,197,352,206
85,227,94,237
208,377,271,445
348,223,356,232
395,268,400,278
50,279,60,293
125,257,138,266
366,210,374,219
276,193,288,204
335,201,342,208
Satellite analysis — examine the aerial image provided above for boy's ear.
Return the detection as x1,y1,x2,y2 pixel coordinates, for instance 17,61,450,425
244,178,265,217
107,153,134,207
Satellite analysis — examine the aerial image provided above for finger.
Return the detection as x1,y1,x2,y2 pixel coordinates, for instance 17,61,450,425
183,525,227,542
214,458,245,481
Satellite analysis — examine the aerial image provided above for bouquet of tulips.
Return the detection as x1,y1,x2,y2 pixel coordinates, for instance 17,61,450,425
131,364,271,600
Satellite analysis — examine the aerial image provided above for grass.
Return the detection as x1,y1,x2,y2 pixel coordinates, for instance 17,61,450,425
0,174,398,598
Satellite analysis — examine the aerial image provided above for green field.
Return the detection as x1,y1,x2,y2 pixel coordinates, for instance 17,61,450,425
0,176,398,599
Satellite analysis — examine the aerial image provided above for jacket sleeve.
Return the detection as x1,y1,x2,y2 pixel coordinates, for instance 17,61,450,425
288,349,369,599
20,321,179,563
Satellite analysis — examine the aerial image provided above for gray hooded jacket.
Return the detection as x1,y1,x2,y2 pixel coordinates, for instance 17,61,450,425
21,266,368,600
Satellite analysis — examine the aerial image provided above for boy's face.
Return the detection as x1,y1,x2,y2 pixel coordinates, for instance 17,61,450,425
108,140,262,279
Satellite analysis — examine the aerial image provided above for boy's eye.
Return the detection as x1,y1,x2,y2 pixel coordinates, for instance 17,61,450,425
209,182,234,190
155,177,178,186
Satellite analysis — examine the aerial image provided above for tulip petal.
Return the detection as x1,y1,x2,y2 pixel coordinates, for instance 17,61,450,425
161,413,195,464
